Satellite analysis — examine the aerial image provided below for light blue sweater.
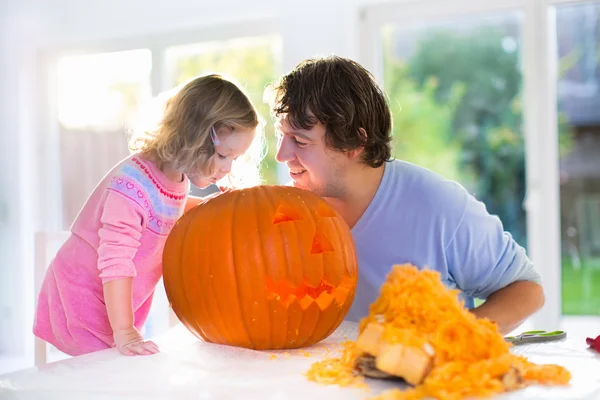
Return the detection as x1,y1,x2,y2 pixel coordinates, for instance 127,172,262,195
346,160,542,322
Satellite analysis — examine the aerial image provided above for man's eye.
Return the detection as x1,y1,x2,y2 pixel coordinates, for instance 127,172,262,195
293,137,308,147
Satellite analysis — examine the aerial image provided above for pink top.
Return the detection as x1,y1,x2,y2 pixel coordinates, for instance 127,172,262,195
33,154,188,356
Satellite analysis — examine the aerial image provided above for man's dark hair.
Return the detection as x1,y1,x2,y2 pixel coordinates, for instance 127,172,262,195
269,55,393,168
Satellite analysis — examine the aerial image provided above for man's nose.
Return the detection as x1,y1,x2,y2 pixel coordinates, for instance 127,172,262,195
275,135,293,163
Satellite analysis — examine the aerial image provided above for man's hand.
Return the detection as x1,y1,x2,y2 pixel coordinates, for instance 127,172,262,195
113,326,159,356
470,280,545,334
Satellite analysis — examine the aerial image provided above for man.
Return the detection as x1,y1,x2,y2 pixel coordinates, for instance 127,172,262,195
268,55,544,334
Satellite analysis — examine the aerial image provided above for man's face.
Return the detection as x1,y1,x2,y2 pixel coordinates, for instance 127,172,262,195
275,116,350,198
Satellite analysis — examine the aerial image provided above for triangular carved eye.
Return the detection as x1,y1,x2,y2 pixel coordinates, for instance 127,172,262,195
317,201,336,218
311,229,334,254
273,203,303,224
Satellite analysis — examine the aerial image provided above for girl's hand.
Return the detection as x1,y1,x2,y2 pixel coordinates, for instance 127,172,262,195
113,326,160,356
103,278,158,356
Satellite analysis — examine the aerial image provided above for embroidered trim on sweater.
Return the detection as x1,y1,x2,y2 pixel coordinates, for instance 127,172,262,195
132,157,186,200
107,159,186,236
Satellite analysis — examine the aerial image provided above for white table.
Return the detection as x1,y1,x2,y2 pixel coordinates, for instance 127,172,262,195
1,321,599,400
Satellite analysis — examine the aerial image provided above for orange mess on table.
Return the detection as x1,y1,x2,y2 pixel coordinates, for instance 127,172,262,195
306,264,571,399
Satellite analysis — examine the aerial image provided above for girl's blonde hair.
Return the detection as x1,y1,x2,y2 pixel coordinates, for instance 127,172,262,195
130,73,265,187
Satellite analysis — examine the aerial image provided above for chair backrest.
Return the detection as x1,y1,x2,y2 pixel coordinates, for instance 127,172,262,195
34,231,71,366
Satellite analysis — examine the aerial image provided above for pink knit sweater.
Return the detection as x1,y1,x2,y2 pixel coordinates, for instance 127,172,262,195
33,154,188,356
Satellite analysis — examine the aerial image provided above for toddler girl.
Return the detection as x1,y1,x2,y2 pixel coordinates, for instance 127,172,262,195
34,74,263,356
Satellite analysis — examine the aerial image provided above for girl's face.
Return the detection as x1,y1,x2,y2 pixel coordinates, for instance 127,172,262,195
187,127,256,189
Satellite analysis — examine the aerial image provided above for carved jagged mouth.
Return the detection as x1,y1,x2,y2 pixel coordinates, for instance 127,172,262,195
265,277,353,310
266,277,334,300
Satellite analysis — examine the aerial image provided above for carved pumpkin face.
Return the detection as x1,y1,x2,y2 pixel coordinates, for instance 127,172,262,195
163,185,358,350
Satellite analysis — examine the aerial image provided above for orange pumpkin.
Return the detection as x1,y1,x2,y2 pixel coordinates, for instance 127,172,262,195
162,185,358,350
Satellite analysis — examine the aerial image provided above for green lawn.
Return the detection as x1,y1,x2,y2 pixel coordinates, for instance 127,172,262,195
562,258,600,315
471,258,600,315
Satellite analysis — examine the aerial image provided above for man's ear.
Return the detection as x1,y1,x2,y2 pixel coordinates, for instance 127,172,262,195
347,128,367,160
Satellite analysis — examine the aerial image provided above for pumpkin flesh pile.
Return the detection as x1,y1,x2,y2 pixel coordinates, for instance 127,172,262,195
306,264,571,399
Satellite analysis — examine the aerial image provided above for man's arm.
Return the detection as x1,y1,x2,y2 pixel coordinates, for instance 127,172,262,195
444,184,545,335
470,280,545,334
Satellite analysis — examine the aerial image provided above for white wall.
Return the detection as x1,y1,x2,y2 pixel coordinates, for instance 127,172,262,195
31,0,365,68
0,0,380,354
0,2,18,353
0,0,46,354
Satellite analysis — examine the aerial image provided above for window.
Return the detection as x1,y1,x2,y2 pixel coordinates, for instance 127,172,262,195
556,0,600,317
166,35,282,188
381,12,527,247
360,0,584,328
56,49,153,228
